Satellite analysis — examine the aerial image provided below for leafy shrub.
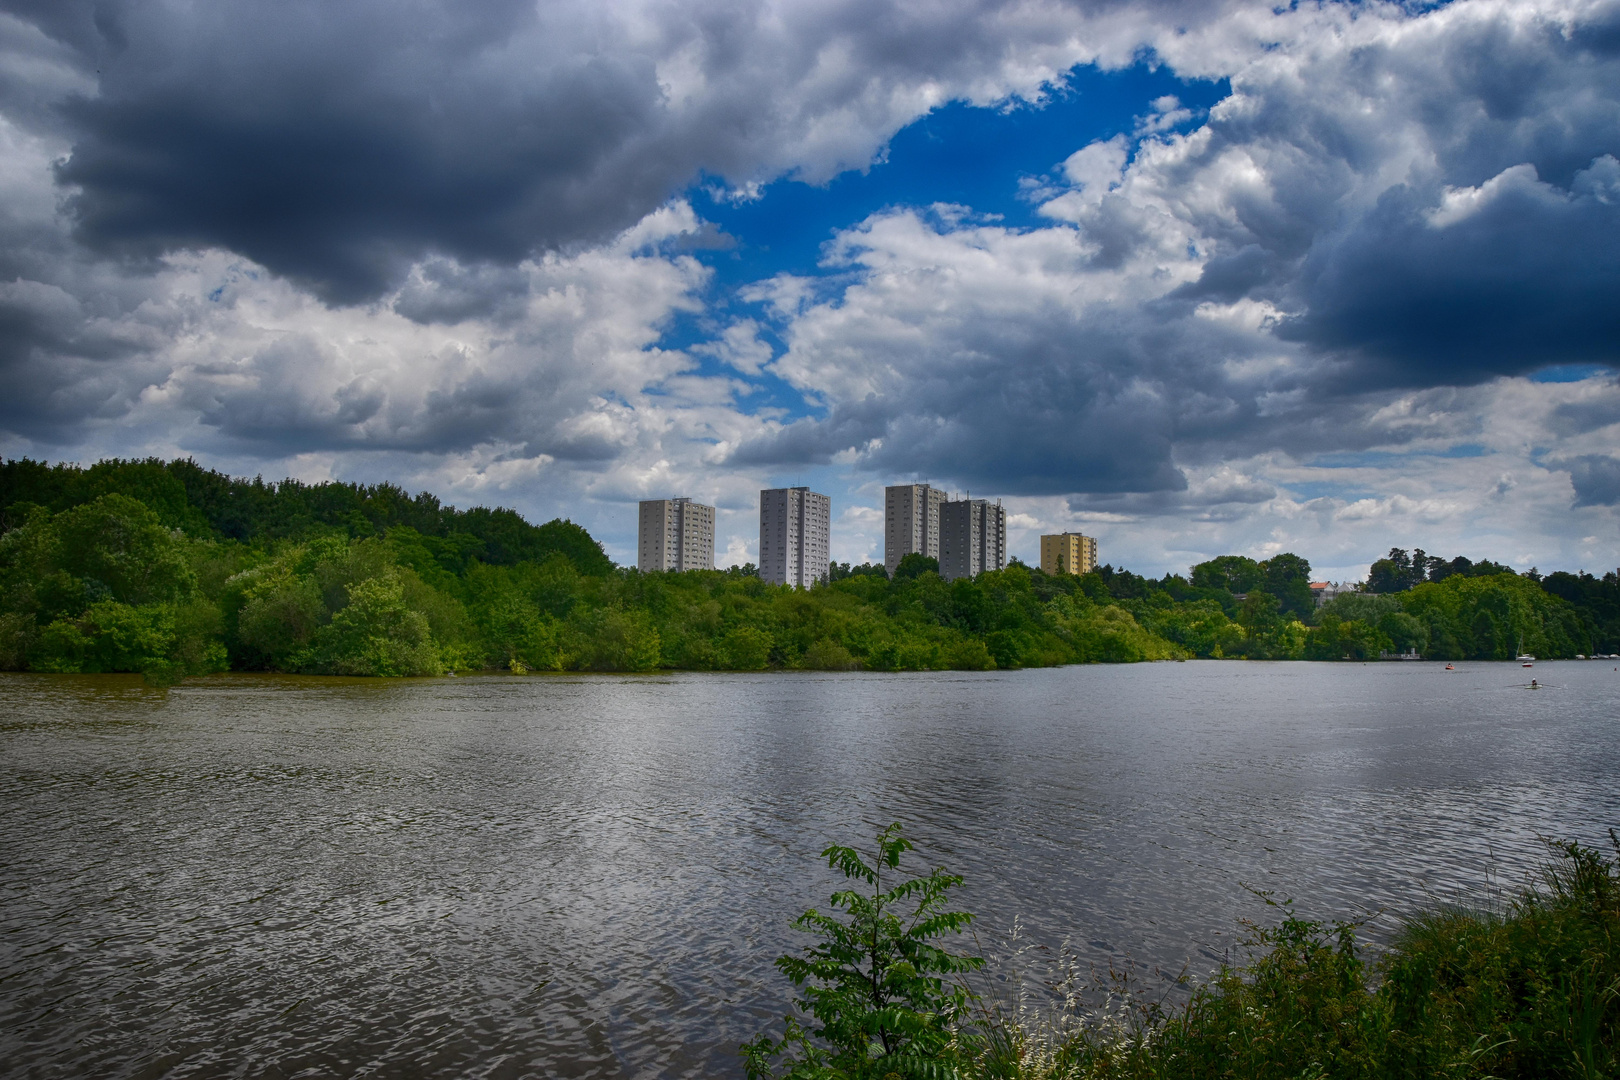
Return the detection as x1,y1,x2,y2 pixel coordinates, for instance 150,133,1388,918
803,638,859,670
569,608,662,671
0,611,33,669
236,571,325,664
296,575,443,676
719,626,774,670
744,825,985,1079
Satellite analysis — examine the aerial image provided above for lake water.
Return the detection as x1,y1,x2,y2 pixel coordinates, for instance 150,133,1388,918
2,661,1617,1078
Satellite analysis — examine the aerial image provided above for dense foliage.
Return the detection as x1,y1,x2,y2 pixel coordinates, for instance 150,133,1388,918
1032,837,1620,1079
0,484,1182,679
2,457,1616,677
748,832,1620,1080
0,456,612,573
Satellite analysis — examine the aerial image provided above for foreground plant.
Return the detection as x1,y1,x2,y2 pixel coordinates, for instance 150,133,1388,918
748,832,1620,1080
1034,836,1620,1080
743,823,985,1079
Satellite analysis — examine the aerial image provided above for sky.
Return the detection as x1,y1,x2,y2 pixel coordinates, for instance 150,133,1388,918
1,0,1617,581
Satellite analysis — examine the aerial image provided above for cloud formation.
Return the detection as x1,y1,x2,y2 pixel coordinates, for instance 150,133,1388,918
0,0,1616,574
17,0,1261,301
736,0,1620,500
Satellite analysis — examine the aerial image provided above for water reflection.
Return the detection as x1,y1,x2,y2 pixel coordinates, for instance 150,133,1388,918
1,662,1616,1077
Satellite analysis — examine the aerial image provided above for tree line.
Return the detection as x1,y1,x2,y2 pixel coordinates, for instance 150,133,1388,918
0,457,1615,679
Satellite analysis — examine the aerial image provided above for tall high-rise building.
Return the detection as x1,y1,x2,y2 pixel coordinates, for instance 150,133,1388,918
1040,532,1098,576
759,487,831,588
939,499,1007,581
884,483,945,575
638,497,715,572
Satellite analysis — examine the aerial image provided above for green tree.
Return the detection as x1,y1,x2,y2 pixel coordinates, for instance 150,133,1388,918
743,824,984,1080
718,625,773,670
1260,553,1314,619
1191,554,1263,594
892,553,939,582
235,569,325,667
1305,615,1393,660
297,575,443,676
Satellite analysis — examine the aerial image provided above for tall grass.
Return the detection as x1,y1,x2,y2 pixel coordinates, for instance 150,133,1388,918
991,837,1620,1080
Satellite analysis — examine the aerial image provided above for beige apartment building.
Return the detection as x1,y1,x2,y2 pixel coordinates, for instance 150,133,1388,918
939,499,1007,581
759,487,831,588
1040,532,1099,576
638,497,715,572
884,483,946,575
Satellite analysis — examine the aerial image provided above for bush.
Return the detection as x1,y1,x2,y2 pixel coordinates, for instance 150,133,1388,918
744,825,985,1079
719,626,773,670
803,638,859,670
296,575,443,676
748,834,1620,1080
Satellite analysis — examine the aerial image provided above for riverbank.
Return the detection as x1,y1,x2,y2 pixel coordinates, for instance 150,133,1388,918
1008,838,1619,1078
750,833,1620,1080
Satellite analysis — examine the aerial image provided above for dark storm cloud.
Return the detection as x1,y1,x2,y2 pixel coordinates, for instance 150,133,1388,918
49,1,670,303
1549,386,1620,436
0,276,166,439
733,260,1229,493
392,260,532,326
1557,454,1620,507
1278,163,1620,386
13,0,1253,305
1197,4,1620,389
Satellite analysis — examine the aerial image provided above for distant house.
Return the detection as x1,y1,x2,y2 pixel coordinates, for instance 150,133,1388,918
1309,581,1353,607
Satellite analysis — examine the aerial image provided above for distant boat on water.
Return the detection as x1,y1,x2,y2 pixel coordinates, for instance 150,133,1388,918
1516,635,1534,665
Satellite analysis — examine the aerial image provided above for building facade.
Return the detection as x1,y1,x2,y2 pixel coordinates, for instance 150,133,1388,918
1039,532,1099,576
638,497,715,572
884,483,946,575
759,487,831,588
939,499,1007,581
1309,581,1351,607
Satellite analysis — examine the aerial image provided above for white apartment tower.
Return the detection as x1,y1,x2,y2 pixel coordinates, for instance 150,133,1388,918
884,484,946,575
638,497,715,572
759,487,831,588
939,499,1007,582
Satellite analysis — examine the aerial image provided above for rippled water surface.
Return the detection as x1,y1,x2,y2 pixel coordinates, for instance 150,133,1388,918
3,662,1617,1078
